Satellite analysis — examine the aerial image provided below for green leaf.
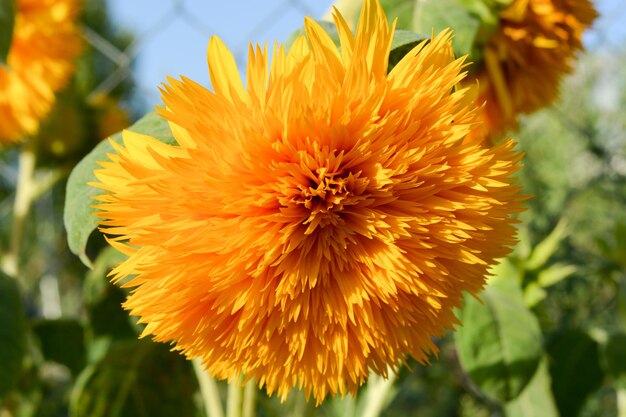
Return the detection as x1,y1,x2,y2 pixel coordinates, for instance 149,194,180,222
618,386,626,417
455,277,543,402
461,0,513,30
64,112,175,268
619,278,626,331
83,245,127,306
32,319,86,375
382,0,418,28
84,246,139,341
490,257,523,284
601,333,626,379
547,330,604,417
70,339,198,417
388,29,428,70
525,219,568,271
537,263,576,288
515,226,532,262
0,0,16,65
412,0,481,57
523,282,546,308
504,357,559,417
0,271,27,397
612,222,626,269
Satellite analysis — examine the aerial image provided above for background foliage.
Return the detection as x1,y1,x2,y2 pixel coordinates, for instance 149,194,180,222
1,0,625,416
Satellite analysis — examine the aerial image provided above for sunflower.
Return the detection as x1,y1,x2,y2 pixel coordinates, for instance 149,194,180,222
93,0,524,403
473,0,597,134
90,93,131,140
0,0,82,144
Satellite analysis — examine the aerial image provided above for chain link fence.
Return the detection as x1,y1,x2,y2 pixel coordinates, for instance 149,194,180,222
82,0,626,123
83,0,332,107
79,0,625,186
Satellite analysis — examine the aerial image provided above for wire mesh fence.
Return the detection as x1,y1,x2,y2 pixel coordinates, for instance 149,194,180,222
83,0,333,107
83,0,626,112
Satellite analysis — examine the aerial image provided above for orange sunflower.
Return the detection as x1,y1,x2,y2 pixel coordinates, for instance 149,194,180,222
474,0,597,134
93,0,524,403
0,0,82,144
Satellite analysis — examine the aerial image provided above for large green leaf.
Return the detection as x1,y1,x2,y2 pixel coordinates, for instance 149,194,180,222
461,0,513,30
70,339,198,417
412,0,481,57
523,282,547,308
388,29,428,70
64,112,175,268
525,263,577,307
32,319,86,375
0,271,27,397
504,357,559,417
455,277,543,402
525,219,568,271
537,263,576,288
547,330,604,417
381,0,417,29
0,0,15,64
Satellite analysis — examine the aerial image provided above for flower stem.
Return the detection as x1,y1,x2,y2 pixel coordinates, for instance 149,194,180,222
241,379,257,417
359,369,397,417
618,388,626,417
226,375,243,417
3,139,37,278
343,395,356,417
484,45,514,120
192,358,225,417
290,392,307,417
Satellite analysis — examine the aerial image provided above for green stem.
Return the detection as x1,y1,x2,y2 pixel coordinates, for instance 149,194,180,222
241,379,257,417
359,369,397,417
618,387,626,417
192,358,225,417
2,139,37,278
110,345,148,417
343,395,356,417
30,165,71,201
291,392,307,417
226,375,243,417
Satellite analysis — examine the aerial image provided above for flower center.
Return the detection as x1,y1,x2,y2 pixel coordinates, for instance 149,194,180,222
296,168,369,233
302,175,348,214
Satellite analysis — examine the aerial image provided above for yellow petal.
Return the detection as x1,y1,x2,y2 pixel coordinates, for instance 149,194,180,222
207,36,246,103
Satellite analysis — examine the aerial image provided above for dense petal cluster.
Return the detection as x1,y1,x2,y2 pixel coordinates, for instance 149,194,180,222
473,0,597,134
0,0,82,144
93,0,524,403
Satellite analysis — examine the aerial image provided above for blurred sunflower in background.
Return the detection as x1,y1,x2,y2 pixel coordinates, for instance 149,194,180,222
34,91,130,161
474,0,598,134
0,0,82,145
92,0,524,404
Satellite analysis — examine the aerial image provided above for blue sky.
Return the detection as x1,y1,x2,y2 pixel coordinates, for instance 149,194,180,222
107,0,333,104
107,0,626,107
